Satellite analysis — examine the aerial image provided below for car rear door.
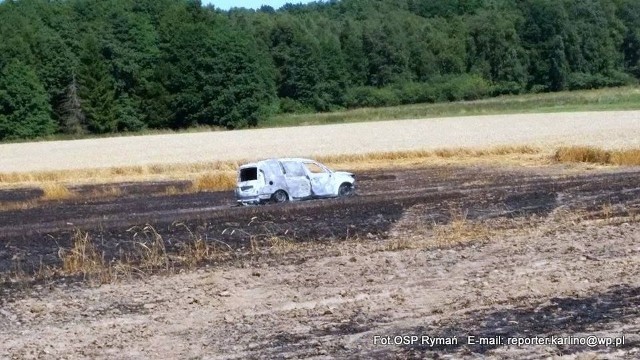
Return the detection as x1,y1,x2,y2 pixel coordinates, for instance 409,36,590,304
280,161,312,199
236,166,264,198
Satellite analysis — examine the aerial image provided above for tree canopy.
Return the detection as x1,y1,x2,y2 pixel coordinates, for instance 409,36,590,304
0,0,637,140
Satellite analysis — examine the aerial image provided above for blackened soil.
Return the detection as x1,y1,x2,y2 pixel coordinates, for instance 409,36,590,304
0,188,42,202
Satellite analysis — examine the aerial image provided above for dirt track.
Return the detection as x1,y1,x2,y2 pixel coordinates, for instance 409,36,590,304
0,163,639,359
1,110,639,172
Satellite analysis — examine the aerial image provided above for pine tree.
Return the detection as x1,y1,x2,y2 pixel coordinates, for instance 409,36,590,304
77,36,118,133
60,74,86,135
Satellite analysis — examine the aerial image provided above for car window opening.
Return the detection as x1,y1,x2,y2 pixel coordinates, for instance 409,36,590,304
240,167,258,182
282,161,306,177
304,163,327,174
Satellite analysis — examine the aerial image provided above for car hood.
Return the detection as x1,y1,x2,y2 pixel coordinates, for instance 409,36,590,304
334,171,355,178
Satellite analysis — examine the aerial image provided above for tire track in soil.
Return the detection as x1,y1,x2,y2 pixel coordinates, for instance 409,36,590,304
1,166,639,275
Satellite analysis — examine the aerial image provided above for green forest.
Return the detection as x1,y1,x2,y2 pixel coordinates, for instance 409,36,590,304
0,0,639,140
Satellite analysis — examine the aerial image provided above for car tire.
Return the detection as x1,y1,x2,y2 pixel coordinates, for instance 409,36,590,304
338,183,354,197
271,190,289,204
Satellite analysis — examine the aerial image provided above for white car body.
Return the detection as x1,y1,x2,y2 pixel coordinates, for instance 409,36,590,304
235,158,356,205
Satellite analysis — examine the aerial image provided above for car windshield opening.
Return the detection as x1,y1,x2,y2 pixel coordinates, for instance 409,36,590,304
304,162,327,174
240,167,258,182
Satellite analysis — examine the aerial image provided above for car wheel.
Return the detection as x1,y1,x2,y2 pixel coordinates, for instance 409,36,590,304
271,190,289,203
338,183,354,197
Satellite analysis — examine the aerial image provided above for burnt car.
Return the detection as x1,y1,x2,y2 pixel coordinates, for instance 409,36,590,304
235,158,355,205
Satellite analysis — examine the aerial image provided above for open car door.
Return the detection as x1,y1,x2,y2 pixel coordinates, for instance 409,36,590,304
304,161,333,197
280,161,312,199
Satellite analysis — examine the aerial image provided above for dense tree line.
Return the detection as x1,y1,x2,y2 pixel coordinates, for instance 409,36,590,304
0,0,638,140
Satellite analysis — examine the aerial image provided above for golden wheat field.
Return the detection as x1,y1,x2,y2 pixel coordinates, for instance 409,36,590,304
1,111,639,174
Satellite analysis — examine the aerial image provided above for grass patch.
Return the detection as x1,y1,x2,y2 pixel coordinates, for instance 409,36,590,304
433,210,493,247
318,145,540,163
164,186,183,196
0,161,240,188
0,200,38,212
191,172,236,192
385,237,416,251
318,145,541,169
59,229,109,281
264,86,640,127
555,146,640,166
611,149,640,166
41,182,74,200
266,236,297,255
129,225,170,271
87,186,123,199
178,235,213,268
385,209,496,252
52,225,233,284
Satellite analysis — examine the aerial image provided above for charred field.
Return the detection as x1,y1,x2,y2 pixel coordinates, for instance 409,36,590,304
1,163,640,359
1,164,639,282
